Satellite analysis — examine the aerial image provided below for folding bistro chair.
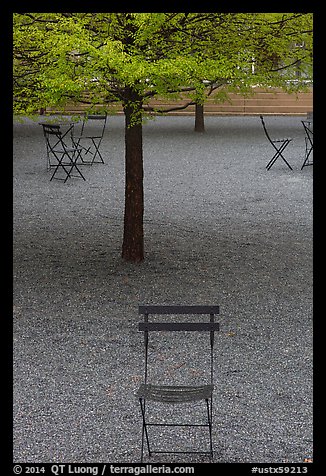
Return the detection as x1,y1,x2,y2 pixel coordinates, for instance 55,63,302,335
72,113,107,164
40,121,74,170
259,115,293,171
41,124,86,182
301,120,313,170
136,305,220,462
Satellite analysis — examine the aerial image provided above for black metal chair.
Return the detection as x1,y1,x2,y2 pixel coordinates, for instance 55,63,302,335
259,115,293,170
72,114,107,164
301,120,313,170
136,305,220,462
40,121,74,170
40,124,85,182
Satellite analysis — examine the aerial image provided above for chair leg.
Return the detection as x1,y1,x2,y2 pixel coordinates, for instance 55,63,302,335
46,151,51,170
90,139,105,164
138,398,214,461
50,151,86,182
139,398,151,462
266,141,292,171
69,150,86,180
206,398,214,459
80,144,94,165
301,144,313,170
50,156,73,182
71,137,93,165
278,154,293,171
266,150,280,170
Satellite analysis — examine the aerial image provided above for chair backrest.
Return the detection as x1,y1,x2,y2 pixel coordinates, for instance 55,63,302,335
138,305,219,385
80,113,107,138
40,124,65,152
41,124,62,136
259,115,274,144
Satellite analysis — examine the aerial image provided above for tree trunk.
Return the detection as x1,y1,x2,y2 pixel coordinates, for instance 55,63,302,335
121,93,144,262
194,102,205,132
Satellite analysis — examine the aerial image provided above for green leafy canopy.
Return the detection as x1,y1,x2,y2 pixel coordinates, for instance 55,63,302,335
13,13,313,117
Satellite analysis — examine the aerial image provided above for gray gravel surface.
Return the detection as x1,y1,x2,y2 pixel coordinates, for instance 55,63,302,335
13,115,313,463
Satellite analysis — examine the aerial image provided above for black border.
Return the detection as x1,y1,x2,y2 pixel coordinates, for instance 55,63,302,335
7,4,320,474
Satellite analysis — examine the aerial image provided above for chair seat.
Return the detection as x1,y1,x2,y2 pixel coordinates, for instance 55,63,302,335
272,137,293,143
80,135,102,139
136,383,214,403
53,147,82,153
74,135,102,139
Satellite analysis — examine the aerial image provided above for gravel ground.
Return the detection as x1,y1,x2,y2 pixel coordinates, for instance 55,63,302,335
13,114,313,464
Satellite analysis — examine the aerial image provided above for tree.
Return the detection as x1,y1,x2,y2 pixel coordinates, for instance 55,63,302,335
13,13,313,262
142,13,313,132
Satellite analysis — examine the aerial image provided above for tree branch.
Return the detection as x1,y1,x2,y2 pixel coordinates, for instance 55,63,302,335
143,99,196,114
143,82,224,113
270,57,306,72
